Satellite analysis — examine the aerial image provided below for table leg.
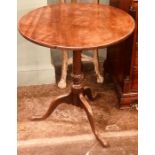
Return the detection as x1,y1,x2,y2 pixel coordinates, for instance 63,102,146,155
79,93,108,147
83,86,98,101
30,92,73,121
30,50,108,147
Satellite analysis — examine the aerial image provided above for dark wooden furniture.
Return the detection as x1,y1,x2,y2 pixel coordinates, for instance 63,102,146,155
18,3,135,147
105,0,138,108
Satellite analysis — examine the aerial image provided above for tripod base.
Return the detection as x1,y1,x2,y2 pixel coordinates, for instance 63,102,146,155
30,50,109,147
30,87,108,147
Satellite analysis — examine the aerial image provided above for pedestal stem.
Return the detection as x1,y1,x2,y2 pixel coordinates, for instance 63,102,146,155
72,50,83,92
73,50,82,76
72,50,83,105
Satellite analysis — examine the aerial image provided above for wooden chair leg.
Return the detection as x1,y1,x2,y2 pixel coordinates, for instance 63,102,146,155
93,49,104,83
57,0,68,88
58,50,68,89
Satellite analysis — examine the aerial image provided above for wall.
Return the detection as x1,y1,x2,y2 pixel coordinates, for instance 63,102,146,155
17,0,56,86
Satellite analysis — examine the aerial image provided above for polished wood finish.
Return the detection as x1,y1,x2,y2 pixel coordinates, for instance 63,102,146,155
105,0,138,108
18,3,135,147
58,0,104,89
18,4,135,50
31,50,108,147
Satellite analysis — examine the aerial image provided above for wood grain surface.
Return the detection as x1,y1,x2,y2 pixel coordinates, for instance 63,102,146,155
18,3,135,50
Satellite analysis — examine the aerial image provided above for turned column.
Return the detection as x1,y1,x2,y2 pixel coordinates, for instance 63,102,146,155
71,50,84,105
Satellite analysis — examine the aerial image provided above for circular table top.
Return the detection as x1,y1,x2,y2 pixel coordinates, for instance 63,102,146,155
18,4,135,50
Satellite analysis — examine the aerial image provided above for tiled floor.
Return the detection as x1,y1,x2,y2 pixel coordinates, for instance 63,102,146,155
17,63,138,155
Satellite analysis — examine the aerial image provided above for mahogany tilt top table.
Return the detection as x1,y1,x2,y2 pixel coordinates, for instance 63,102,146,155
18,3,135,147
